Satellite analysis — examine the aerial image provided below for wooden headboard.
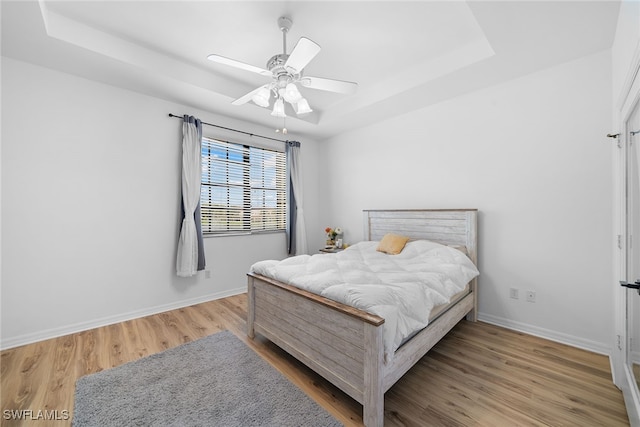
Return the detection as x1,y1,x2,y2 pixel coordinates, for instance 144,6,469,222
363,209,478,265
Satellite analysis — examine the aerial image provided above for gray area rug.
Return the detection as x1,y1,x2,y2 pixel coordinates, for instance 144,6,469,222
73,330,342,427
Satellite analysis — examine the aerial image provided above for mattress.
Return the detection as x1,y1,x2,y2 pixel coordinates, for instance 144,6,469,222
429,283,470,322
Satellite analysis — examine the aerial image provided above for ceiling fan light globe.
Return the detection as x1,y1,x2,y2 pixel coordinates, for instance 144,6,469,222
253,97,270,108
271,98,287,118
251,86,271,108
295,98,313,115
283,83,303,103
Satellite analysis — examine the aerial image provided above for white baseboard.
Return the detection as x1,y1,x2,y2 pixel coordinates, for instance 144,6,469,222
478,312,612,356
0,287,246,351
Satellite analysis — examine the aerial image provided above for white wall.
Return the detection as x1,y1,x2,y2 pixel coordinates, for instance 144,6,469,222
0,57,321,349
317,50,613,353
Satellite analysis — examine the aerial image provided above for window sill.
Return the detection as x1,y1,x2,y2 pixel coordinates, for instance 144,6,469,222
203,230,285,238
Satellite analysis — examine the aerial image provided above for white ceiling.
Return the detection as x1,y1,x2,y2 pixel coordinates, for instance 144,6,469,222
1,1,620,140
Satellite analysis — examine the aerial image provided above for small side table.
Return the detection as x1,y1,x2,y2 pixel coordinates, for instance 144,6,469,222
319,247,344,254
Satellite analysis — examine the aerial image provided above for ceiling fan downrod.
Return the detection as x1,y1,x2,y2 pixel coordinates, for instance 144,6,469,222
278,16,292,55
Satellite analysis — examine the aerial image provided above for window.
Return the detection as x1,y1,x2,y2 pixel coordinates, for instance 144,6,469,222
200,137,286,234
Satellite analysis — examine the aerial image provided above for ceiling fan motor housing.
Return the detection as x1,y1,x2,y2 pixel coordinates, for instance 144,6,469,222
267,54,301,88
266,54,288,73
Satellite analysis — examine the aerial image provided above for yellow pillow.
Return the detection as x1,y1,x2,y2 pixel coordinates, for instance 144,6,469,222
376,233,410,255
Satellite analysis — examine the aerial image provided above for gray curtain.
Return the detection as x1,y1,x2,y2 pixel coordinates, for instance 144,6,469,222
176,115,205,276
286,142,297,255
286,141,307,255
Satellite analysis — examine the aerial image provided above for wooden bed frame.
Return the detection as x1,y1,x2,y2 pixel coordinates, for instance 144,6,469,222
247,209,478,427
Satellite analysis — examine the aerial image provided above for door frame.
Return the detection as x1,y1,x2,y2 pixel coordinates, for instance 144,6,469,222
613,39,640,426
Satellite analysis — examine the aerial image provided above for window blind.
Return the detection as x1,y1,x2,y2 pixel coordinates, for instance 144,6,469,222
200,137,286,234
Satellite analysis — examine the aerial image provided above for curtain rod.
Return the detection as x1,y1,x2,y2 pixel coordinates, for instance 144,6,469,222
168,113,288,143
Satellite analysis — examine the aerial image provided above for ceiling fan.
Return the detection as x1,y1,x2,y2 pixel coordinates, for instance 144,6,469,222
207,16,358,118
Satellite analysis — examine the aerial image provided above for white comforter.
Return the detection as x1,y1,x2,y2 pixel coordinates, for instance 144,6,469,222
250,240,479,361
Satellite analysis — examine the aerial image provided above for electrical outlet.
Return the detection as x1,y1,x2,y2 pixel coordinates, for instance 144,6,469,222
526,290,536,303
205,270,211,279
509,288,519,299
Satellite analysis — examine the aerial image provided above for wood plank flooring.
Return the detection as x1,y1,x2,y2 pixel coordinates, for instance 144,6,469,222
0,294,629,426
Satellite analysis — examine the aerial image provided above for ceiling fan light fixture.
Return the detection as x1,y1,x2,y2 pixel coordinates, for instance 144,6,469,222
271,97,287,118
283,83,302,103
251,86,271,107
294,98,313,115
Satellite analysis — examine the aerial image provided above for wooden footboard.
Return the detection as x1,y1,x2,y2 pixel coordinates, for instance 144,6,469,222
247,276,384,401
248,273,386,426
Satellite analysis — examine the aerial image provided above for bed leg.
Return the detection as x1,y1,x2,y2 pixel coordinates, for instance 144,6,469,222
466,311,477,322
465,278,478,322
363,323,384,427
247,275,255,339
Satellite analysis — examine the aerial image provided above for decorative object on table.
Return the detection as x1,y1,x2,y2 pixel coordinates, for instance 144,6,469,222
325,226,343,246
73,330,341,427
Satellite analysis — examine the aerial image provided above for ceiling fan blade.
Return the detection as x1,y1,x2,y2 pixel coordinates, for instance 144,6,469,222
231,85,269,106
207,54,272,77
299,76,358,95
284,37,321,74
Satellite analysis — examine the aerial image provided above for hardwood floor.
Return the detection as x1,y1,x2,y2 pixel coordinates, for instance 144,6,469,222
0,294,629,426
